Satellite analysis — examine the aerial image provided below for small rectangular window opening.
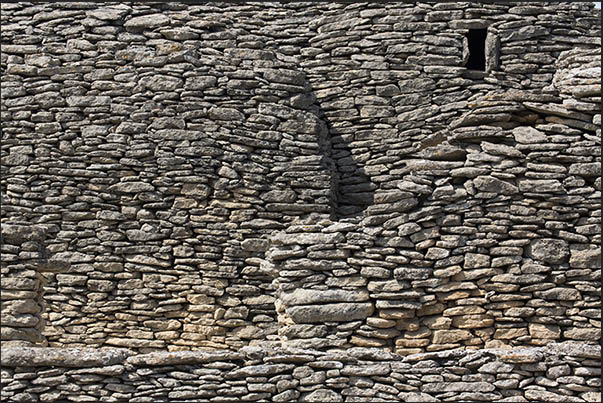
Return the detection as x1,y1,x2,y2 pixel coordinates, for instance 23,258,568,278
466,28,487,71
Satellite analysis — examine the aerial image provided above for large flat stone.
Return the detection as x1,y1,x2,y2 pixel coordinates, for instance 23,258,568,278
422,381,495,393
1,347,131,367
473,175,519,194
128,350,244,366
527,238,569,264
286,303,374,323
280,289,369,306
272,232,345,245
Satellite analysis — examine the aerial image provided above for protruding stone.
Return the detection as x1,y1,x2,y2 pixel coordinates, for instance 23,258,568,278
527,239,569,264
286,303,374,323
124,14,170,31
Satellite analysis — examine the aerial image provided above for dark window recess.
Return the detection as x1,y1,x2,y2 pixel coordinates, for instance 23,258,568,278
466,28,487,71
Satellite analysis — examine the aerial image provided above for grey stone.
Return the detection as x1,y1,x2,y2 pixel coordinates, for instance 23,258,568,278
124,14,170,31
513,126,548,144
473,175,519,194
286,303,374,323
86,7,130,21
569,162,601,177
272,232,345,246
143,75,183,91
518,179,564,193
241,238,269,252
107,182,154,193
280,325,328,339
127,350,243,366
226,364,295,379
280,289,369,305
421,381,495,393
184,76,217,90
527,239,569,264
208,107,245,121
394,268,431,280
1,348,131,367
535,287,581,300
273,390,300,402
569,245,601,269
300,389,343,402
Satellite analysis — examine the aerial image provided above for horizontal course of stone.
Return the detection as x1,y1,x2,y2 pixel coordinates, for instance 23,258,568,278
0,344,600,402
0,224,70,347
1,1,600,353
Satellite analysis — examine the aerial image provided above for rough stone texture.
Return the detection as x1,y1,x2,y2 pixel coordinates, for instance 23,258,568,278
0,2,601,400
0,344,600,402
0,225,69,347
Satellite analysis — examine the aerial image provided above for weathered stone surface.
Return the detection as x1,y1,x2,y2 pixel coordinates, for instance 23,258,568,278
227,364,295,379
473,175,519,194
569,245,601,269
1,348,131,367
107,181,154,193
0,2,600,378
569,162,601,177
86,7,130,21
300,389,343,402
518,179,564,193
464,253,490,269
286,303,374,323
529,323,561,339
513,126,549,143
280,289,369,306
124,14,170,31
432,329,472,344
272,232,345,245
527,239,569,264
422,381,496,393
394,268,431,280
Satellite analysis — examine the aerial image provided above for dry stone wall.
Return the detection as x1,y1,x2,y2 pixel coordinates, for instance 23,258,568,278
0,224,69,347
0,0,600,358
2,1,342,351
268,46,602,354
1,2,601,402
1,343,601,403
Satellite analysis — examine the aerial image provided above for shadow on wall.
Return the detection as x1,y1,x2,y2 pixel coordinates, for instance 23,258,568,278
309,99,375,221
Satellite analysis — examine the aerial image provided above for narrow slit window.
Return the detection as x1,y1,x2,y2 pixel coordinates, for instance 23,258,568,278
466,28,487,71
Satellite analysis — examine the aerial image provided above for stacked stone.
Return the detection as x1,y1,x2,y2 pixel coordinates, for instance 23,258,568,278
269,83,602,352
0,2,600,353
0,224,67,347
268,217,372,350
1,2,337,351
300,2,601,218
1,344,600,402
269,105,602,353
